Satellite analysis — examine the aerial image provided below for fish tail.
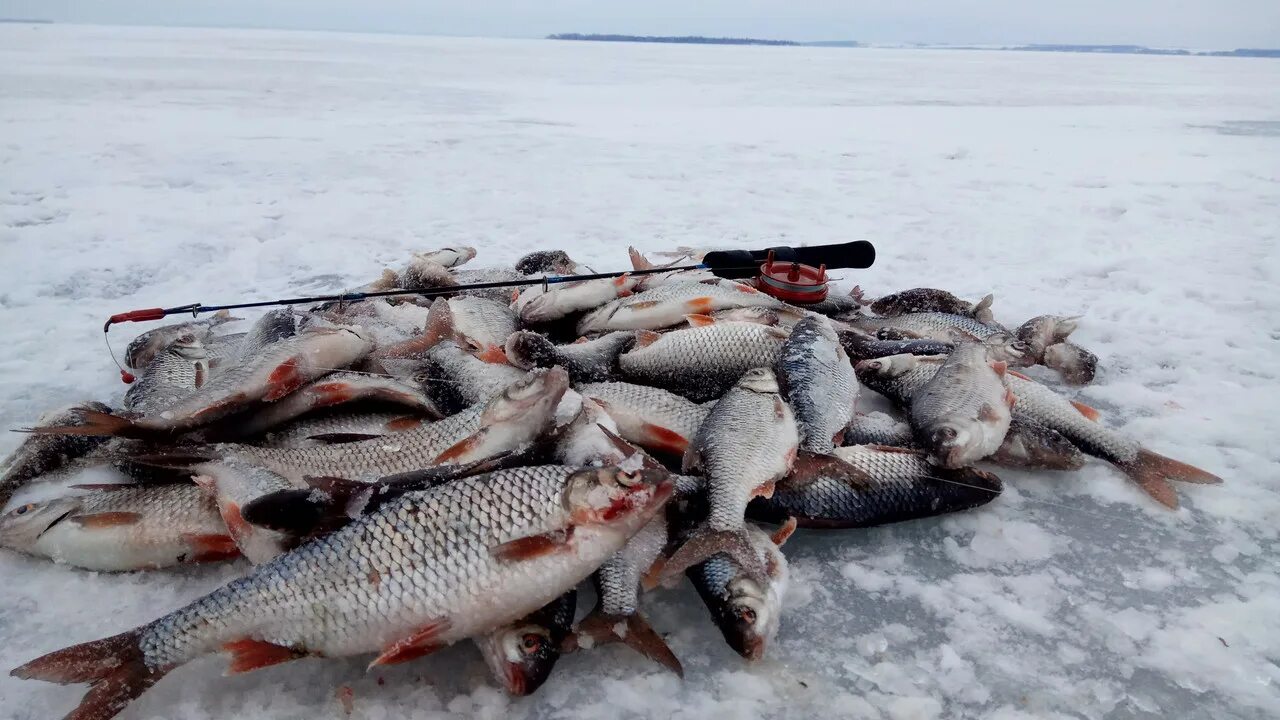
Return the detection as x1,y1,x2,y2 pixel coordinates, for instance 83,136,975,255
575,610,684,677
1121,449,1223,509
11,629,166,720
22,409,144,439
645,527,766,590
628,246,655,271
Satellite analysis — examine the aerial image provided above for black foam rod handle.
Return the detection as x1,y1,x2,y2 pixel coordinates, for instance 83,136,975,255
702,241,876,278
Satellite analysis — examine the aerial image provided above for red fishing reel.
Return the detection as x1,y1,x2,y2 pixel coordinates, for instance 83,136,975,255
754,251,829,304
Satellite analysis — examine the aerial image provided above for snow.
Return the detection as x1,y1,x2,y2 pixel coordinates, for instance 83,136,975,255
2,22,1279,720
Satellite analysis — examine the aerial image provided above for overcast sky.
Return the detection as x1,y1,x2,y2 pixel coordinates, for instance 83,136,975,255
2,1,1277,48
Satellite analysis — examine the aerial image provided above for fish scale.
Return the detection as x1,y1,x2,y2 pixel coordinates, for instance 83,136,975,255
618,321,789,402
577,381,709,455
124,341,210,415
910,343,1012,467
578,279,782,333
851,311,1004,343
747,447,1003,527
777,315,858,453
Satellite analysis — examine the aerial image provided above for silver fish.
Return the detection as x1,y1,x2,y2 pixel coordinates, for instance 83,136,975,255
1002,369,1221,508
777,315,858,453
849,311,1007,344
255,410,430,449
504,331,634,383
866,288,992,320
747,448,1002,528
36,324,373,438
440,296,518,356
576,516,682,676
627,247,717,291
122,335,210,415
0,483,236,571
231,368,568,484
224,372,440,440
123,310,238,370
856,354,1085,470
3,402,113,506
843,411,914,447
477,591,578,696
910,344,1014,468
12,466,672,720
836,327,954,363
687,521,793,661
515,249,578,275
553,396,627,466
519,275,640,324
577,381,710,456
422,340,529,413
1044,341,1098,385
413,246,477,269
578,279,782,334
658,368,799,584
618,320,789,402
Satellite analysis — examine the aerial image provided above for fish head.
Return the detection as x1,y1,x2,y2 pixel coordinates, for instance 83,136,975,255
503,331,557,371
167,333,210,361
478,620,563,696
736,367,780,394
515,250,576,275
1044,342,1098,385
0,497,81,550
854,353,919,382
481,367,570,430
922,422,978,468
517,293,562,325
712,574,783,661
983,333,1034,367
562,467,673,526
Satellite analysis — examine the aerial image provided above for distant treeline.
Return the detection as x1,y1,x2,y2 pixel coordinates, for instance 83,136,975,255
548,34,798,46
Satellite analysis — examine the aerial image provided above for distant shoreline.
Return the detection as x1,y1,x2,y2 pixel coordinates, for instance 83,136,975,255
548,33,1279,58
547,34,798,46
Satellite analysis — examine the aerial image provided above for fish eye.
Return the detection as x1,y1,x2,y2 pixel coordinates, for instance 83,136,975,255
520,633,544,654
13,503,36,516
616,470,641,487
737,607,757,624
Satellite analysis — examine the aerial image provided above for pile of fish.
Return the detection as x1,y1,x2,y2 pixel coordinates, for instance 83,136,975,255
1,245,1222,719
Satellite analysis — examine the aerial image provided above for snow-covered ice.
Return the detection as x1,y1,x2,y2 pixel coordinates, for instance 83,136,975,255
2,23,1279,720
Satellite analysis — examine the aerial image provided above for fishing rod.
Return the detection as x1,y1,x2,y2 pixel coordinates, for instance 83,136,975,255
102,240,876,332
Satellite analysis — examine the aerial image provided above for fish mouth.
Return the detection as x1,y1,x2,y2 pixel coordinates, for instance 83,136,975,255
501,662,529,696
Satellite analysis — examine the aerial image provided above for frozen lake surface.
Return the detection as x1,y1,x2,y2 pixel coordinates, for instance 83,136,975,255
1,24,1278,720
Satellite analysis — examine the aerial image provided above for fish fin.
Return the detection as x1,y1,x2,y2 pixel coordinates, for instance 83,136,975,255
384,415,424,431
11,629,164,720
850,285,868,304
752,479,777,500
423,297,454,341
772,397,788,420
23,408,142,439
491,527,576,562
241,488,350,538
369,619,452,667
183,533,241,562
730,283,761,294
1005,389,1017,408
215,500,254,547
627,300,662,310
1007,369,1033,381
432,428,489,464
865,444,923,454
770,517,798,546
683,313,716,327
634,330,662,348
572,336,590,345
989,360,1007,377
306,381,355,406
70,511,143,528
575,610,684,678
628,246,655,271
646,527,767,589
1069,400,1101,421
631,423,688,456
685,297,715,314
263,358,306,402
306,432,384,444
473,344,511,365
128,450,218,468
1123,448,1222,493
223,639,304,674
371,333,438,362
